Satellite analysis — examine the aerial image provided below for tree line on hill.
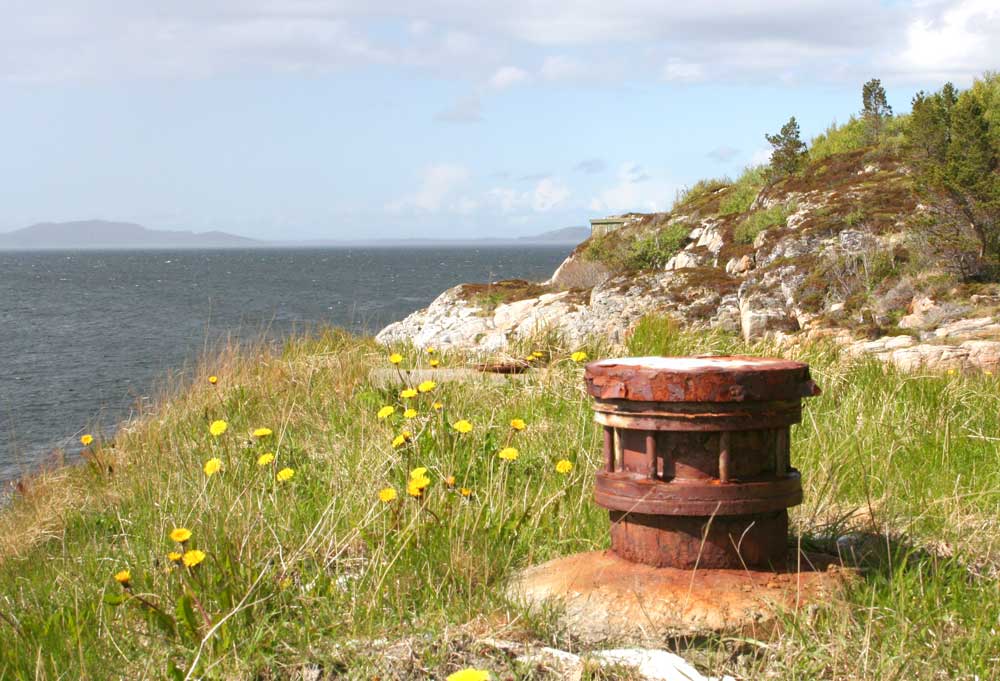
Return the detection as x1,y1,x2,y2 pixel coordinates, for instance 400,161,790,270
764,74,999,271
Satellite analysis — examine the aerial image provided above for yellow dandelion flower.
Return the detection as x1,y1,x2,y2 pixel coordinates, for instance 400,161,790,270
403,408,418,418
460,487,472,497
169,528,192,544
377,405,396,419
407,468,431,495
80,433,94,446
555,459,573,474
452,419,473,434
208,375,218,385
447,669,491,681
400,388,418,399
947,369,956,375
257,452,275,466
114,569,131,585
427,347,437,355
276,467,295,482
525,355,536,362
433,401,444,411
203,457,222,477
986,370,994,376
445,475,456,487
392,431,413,448
498,447,519,461
429,358,440,368
510,418,526,431
182,549,206,568
417,380,436,393
378,487,398,503
167,551,182,563
209,420,228,437
252,427,273,438
571,351,588,363
532,351,544,358
389,353,403,365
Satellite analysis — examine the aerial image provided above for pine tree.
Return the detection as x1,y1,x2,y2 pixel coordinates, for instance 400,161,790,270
765,116,807,178
943,94,1000,258
862,78,893,143
908,85,954,163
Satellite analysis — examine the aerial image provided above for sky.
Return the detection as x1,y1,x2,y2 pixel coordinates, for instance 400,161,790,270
0,1,997,241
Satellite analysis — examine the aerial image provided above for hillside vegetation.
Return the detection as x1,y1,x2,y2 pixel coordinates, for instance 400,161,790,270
378,74,1000,369
1,324,999,679
581,74,1000,332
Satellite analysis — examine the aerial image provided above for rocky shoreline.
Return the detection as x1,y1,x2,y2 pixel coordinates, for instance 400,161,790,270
378,154,1000,374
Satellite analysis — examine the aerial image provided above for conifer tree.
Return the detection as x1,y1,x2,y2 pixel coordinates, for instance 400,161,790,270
765,116,807,178
944,94,999,258
862,78,893,143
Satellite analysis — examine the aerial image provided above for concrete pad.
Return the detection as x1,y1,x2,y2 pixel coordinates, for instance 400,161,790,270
508,550,854,644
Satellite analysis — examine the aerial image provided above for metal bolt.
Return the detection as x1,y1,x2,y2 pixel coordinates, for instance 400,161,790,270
584,356,821,570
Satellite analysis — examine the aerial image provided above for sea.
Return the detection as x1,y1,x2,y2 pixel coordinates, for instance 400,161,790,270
0,246,572,482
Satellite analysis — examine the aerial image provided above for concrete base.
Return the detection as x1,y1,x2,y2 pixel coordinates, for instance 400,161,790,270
508,550,854,644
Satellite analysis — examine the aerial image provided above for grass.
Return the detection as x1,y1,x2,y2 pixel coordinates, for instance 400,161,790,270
718,166,768,216
1,320,999,679
733,202,795,245
583,220,690,272
672,177,731,211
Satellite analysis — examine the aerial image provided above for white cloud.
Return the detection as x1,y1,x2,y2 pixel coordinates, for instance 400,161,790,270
488,65,530,90
486,177,571,214
662,59,706,83
532,177,571,211
408,20,431,36
750,148,773,167
3,1,995,84
435,94,483,123
888,0,1000,83
391,167,568,217
589,162,675,214
539,55,585,81
708,146,741,163
389,163,471,213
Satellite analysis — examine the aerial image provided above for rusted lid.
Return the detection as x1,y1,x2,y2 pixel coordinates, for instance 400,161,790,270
584,355,820,403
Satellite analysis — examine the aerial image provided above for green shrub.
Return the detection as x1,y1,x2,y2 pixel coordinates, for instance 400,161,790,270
844,208,866,226
809,116,868,161
733,202,794,244
672,177,730,210
582,232,615,264
718,165,768,215
624,222,690,270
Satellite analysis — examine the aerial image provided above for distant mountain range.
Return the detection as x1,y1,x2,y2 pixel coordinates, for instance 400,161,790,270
0,221,590,249
0,220,257,249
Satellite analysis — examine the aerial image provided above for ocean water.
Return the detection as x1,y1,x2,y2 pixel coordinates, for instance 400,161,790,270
0,246,572,481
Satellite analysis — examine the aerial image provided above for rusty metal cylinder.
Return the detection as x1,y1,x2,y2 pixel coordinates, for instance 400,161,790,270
584,356,820,570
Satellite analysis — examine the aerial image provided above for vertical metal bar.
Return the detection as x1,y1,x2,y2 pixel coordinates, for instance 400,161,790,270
603,426,614,473
718,431,731,483
646,433,657,480
775,429,788,477
662,433,673,480
613,427,623,472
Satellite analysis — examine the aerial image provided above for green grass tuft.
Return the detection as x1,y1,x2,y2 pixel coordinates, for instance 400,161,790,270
718,165,768,215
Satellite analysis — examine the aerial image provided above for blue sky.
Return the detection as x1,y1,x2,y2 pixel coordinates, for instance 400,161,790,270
1,1,997,240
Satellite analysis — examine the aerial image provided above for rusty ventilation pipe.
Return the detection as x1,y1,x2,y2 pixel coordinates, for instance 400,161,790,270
584,356,821,570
